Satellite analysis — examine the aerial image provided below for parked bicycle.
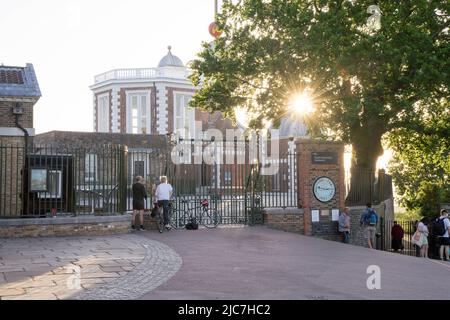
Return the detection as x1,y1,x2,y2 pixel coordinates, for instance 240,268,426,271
169,198,221,229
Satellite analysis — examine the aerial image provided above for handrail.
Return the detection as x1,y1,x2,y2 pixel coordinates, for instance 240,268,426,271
94,67,192,83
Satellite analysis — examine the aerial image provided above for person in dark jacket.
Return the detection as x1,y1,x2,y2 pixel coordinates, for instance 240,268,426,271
391,221,404,252
132,176,147,231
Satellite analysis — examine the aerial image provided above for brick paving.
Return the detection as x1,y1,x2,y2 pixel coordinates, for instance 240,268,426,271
0,234,182,300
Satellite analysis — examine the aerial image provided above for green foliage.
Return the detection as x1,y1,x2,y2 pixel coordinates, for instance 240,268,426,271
394,210,421,223
190,0,449,172
387,98,449,218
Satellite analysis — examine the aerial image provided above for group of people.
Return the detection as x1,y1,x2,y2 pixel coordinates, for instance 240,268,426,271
338,203,379,249
391,209,450,261
339,204,450,261
131,175,173,231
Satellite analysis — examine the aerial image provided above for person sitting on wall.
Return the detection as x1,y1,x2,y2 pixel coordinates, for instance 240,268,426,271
360,203,378,249
338,207,351,244
391,221,404,252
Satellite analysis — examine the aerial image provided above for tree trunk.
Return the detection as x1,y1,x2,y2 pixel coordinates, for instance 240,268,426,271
346,122,385,206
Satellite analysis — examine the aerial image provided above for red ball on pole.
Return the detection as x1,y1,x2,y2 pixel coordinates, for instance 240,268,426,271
209,22,223,38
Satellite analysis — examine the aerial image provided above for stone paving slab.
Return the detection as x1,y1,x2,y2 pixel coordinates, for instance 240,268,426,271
0,234,182,300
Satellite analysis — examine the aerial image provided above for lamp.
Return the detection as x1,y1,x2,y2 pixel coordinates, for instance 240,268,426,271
12,102,24,115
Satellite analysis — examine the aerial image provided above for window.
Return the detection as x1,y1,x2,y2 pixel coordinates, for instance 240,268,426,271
127,92,150,134
272,172,280,191
134,161,145,178
224,171,232,185
174,93,195,139
85,153,97,182
38,170,62,199
98,94,109,132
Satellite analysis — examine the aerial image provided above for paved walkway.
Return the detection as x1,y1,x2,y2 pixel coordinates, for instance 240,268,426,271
1,226,450,300
0,234,181,300
140,226,450,300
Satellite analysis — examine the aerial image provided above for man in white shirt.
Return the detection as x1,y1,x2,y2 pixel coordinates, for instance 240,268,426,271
437,209,450,261
155,176,173,229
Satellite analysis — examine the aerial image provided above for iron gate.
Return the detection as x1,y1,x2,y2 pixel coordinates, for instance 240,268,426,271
126,138,298,226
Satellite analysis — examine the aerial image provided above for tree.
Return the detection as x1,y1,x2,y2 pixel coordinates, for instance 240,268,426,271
387,98,450,218
190,0,449,178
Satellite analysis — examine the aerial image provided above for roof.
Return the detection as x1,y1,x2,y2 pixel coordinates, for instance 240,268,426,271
34,131,170,150
0,63,41,98
157,46,184,68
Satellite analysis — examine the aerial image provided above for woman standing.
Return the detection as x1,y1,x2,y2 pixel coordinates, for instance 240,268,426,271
417,218,429,258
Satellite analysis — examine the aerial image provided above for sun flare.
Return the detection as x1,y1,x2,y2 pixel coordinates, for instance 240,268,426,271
289,92,315,115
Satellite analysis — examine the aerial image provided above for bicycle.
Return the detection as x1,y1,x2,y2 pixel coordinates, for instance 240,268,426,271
169,198,221,229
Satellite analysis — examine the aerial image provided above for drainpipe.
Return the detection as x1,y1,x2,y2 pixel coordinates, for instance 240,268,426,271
14,114,29,145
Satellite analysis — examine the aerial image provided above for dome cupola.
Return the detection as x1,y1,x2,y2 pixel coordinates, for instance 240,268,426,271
157,46,184,68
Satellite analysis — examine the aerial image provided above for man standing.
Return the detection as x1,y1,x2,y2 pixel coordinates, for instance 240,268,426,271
436,209,450,261
132,176,147,231
391,221,404,252
339,207,351,243
155,176,173,230
360,203,378,249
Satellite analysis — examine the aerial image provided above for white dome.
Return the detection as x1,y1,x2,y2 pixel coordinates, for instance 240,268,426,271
278,117,308,138
158,46,184,68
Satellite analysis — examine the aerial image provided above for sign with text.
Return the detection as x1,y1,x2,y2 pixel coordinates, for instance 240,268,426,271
311,152,338,165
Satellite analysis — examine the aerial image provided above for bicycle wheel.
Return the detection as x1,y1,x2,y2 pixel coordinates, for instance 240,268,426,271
170,209,187,229
202,208,221,228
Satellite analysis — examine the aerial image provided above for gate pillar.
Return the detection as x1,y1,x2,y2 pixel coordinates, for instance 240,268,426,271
296,140,345,238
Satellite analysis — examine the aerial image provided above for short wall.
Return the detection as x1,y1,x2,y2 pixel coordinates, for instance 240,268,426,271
348,201,391,248
0,215,132,238
263,208,304,234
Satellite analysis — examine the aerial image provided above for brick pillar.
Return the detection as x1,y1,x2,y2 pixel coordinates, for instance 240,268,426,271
296,140,345,238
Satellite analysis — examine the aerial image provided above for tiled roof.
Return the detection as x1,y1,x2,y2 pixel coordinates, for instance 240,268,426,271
0,68,24,84
0,63,41,98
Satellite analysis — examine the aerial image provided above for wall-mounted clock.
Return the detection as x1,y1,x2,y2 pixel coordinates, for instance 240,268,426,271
313,176,335,203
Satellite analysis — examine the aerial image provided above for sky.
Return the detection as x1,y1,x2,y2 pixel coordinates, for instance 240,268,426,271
0,0,217,134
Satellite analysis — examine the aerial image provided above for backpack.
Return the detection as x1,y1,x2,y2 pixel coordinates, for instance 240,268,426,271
366,209,377,226
434,218,447,236
185,217,198,230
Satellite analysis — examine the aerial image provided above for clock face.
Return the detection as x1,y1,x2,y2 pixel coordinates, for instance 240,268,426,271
313,176,336,203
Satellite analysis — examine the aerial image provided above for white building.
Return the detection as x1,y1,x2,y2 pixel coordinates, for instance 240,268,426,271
90,46,227,139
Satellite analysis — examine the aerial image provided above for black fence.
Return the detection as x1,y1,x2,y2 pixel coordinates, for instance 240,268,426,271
379,219,417,256
345,169,393,206
379,219,444,259
127,139,298,225
0,143,127,217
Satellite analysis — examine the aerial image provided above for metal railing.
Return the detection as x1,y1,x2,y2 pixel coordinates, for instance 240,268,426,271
94,67,192,84
345,169,393,206
1,139,298,223
0,143,127,218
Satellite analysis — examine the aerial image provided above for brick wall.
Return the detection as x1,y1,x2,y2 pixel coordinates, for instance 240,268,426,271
0,136,25,217
348,203,386,248
263,208,304,234
296,140,345,236
0,101,34,128
0,215,131,238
